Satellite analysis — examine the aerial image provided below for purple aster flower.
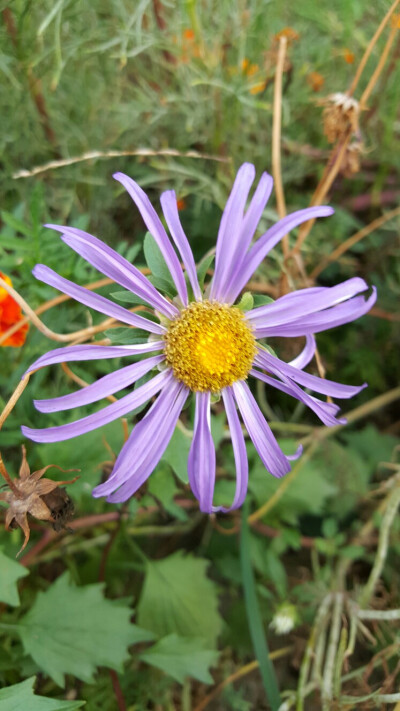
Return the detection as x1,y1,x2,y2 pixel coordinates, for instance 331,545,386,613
22,164,376,512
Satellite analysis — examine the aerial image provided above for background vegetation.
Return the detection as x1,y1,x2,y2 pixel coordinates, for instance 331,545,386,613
0,1,399,709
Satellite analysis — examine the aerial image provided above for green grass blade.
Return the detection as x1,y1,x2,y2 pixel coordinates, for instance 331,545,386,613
240,502,281,711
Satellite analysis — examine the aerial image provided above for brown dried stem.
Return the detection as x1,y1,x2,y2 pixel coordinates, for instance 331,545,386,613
272,36,288,247
12,148,229,180
310,205,400,279
358,22,399,109
347,0,400,96
0,275,119,344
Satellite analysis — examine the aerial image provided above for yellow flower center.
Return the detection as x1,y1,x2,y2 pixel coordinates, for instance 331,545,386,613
164,300,256,392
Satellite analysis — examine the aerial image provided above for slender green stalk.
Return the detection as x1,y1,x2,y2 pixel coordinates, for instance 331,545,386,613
240,502,281,711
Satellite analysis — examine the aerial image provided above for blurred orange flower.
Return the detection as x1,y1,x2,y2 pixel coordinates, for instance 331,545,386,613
177,198,186,211
307,71,325,92
180,27,201,62
249,81,267,95
0,271,29,347
183,28,195,41
343,48,355,64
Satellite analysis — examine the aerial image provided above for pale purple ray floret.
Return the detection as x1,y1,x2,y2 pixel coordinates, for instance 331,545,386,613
22,164,377,513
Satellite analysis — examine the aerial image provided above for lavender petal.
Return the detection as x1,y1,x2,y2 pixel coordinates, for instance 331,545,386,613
246,277,369,327
288,334,316,370
33,264,165,335
24,341,164,376
233,380,291,478
217,387,249,512
96,381,189,501
160,190,202,301
253,288,377,338
188,392,216,513
22,369,171,443
255,348,367,398
250,368,346,426
34,354,165,413
210,163,256,301
225,206,334,302
46,224,178,319
113,173,188,305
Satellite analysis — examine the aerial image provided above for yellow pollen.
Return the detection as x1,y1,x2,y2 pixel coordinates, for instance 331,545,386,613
164,300,256,392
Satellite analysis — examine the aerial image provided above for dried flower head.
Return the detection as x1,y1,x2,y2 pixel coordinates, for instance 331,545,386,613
0,446,79,555
341,139,364,177
0,271,29,347
322,92,360,143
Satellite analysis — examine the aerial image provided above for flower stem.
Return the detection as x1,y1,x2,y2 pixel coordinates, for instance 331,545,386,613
240,501,281,711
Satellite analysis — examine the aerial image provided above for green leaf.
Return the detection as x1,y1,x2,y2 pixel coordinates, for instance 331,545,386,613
0,676,85,710
111,290,148,307
162,425,192,483
0,549,29,607
18,573,154,686
148,464,188,521
104,327,149,344
240,503,281,711
144,232,177,296
252,294,275,307
140,634,218,684
236,291,254,311
138,552,223,648
196,251,214,289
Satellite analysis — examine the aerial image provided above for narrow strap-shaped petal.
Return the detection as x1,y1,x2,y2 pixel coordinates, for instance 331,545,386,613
250,368,346,426
33,264,165,335
239,172,274,254
113,173,188,305
210,163,256,301
233,380,291,478
24,341,164,376
246,277,368,327
34,354,165,413
253,288,377,338
93,377,182,496
288,334,316,370
160,190,202,301
217,171,275,303
107,385,188,502
94,380,189,501
218,387,249,512
188,392,216,513
225,206,334,303
255,348,367,398
46,224,178,319
22,369,171,443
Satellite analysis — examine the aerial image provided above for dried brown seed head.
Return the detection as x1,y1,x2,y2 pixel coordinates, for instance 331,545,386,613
321,92,360,143
0,446,79,555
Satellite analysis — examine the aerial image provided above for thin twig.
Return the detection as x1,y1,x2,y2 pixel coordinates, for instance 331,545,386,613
272,37,288,245
193,647,293,711
12,147,230,180
0,275,119,344
310,205,400,279
0,373,31,431
358,483,400,608
347,0,400,96
0,277,113,345
359,23,399,109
